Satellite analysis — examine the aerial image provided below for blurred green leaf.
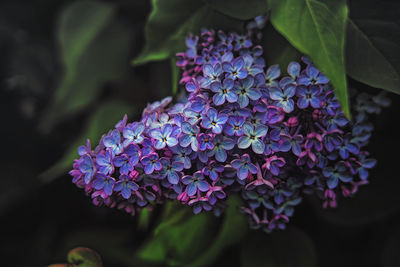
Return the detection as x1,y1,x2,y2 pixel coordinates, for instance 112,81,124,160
191,196,248,267
49,247,102,267
39,101,135,183
346,19,400,94
67,247,103,267
132,0,244,66
202,0,268,20
262,23,301,70
269,0,350,117
136,206,217,266
40,0,132,131
240,227,317,267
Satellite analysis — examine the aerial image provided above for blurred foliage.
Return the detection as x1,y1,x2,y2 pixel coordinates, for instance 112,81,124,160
1,0,400,266
48,247,103,267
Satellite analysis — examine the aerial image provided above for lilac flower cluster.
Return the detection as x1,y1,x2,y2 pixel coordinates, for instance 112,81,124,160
70,28,389,232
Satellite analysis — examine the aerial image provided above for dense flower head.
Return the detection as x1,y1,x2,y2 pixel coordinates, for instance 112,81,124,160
70,26,389,232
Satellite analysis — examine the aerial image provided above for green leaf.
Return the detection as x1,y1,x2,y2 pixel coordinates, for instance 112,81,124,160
346,19,400,94
240,227,317,267
40,1,132,131
191,196,248,267
67,247,103,267
39,101,135,183
133,0,244,66
136,207,217,266
202,0,269,20
269,0,350,117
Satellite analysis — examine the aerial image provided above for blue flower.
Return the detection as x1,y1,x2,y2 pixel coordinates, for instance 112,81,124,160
141,153,162,174
233,76,261,108
210,78,237,105
201,63,222,87
269,84,296,113
224,116,245,136
103,129,123,155
222,57,248,80
207,135,235,162
265,64,280,87
93,173,115,196
323,162,352,189
201,108,228,134
113,154,133,175
296,85,322,109
114,175,139,199
170,145,194,169
160,158,184,184
298,65,328,85
231,154,258,180
202,161,224,181
182,171,210,196
197,133,214,151
358,153,376,180
123,122,145,146
179,121,200,151
78,154,95,184
150,124,179,149
337,136,359,159
238,122,268,154
96,150,114,175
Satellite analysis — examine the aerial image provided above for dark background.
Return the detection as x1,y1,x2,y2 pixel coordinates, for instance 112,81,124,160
1,0,400,266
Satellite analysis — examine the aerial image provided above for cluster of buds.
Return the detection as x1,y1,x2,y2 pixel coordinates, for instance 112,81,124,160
70,27,389,232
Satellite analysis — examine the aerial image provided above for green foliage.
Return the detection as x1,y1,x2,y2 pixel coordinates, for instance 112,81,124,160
268,0,350,117
202,0,269,20
346,20,400,94
40,0,132,131
240,227,317,267
132,0,244,66
136,196,247,266
39,101,135,183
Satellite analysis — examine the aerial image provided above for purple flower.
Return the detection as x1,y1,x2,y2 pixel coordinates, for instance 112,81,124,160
198,133,214,151
222,57,248,80
78,139,91,156
206,185,226,205
305,132,323,152
123,122,145,146
279,132,303,156
93,173,115,196
150,124,179,149
263,156,286,176
296,85,322,109
183,108,202,125
238,122,268,154
298,65,329,85
182,171,210,196
113,154,133,175
189,197,213,214
233,76,261,108
224,116,245,136
207,135,235,162
179,121,200,151
202,161,224,181
96,150,114,175
114,175,139,199
269,84,296,113
210,78,237,105
78,154,95,184
201,108,228,134
231,154,258,180
103,130,123,155
160,158,184,184
141,153,162,174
